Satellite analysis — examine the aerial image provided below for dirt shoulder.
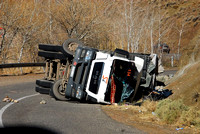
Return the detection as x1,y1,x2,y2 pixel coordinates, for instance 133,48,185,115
0,73,44,87
102,105,198,134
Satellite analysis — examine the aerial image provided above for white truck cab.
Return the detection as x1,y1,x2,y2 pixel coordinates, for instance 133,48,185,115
85,51,144,104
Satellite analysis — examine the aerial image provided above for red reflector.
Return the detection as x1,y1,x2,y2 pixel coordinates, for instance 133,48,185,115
73,61,77,66
62,70,65,75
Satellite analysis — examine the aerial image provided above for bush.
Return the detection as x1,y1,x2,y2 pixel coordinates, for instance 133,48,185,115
155,99,189,124
178,107,200,127
155,99,200,128
142,100,157,112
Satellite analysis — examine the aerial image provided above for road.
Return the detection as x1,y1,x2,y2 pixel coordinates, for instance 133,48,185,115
0,75,144,134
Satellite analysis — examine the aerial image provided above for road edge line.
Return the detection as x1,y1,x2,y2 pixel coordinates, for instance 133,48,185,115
0,93,39,127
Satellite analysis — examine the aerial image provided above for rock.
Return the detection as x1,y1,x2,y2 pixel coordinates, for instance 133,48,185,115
169,74,174,79
194,22,198,27
112,103,118,106
156,75,170,83
192,9,196,12
40,100,46,104
166,2,176,7
185,16,192,22
2,96,10,102
14,100,19,103
2,96,18,103
164,75,170,81
158,65,164,73
193,16,199,22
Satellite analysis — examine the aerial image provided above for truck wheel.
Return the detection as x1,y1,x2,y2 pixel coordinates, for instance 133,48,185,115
113,48,129,58
52,79,68,101
62,38,83,57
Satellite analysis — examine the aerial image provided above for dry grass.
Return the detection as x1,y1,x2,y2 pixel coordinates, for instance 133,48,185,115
142,100,157,112
102,100,200,133
178,107,200,127
154,98,200,129
166,61,200,109
0,67,44,76
155,99,188,124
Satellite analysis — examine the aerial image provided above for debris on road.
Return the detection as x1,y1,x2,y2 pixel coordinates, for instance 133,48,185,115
40,99,46,104
152,112,156,116
176,127,184,131
145,88,173,101
2,96,19,103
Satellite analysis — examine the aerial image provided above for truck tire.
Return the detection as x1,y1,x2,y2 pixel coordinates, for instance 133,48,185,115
113,48,129,58
62,38,83,57
36,79,54,88
38,51,66,59
52,79,68,101
39,44,61,52
35,86,50,94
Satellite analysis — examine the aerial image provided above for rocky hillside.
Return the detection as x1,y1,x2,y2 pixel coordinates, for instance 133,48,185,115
149,0,200,66
151,0,200,108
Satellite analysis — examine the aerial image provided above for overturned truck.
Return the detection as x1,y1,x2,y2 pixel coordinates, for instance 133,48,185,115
36,39,158,104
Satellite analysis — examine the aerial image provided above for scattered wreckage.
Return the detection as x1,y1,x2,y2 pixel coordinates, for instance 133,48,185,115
35,39,159,104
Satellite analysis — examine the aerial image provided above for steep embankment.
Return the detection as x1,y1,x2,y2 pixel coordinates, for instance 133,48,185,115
166,61,200,110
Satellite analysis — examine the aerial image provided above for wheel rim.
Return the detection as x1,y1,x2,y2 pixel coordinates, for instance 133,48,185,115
58,84,66,95
68,42,79,52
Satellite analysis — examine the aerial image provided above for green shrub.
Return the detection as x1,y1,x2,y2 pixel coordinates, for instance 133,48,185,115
155,99,200,128
155,99,189,124
178,107,200,127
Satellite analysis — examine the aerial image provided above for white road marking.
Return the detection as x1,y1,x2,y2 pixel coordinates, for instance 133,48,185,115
0,93,39,127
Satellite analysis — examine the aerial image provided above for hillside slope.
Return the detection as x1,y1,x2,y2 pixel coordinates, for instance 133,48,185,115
160,0,200,66
166,61,200,110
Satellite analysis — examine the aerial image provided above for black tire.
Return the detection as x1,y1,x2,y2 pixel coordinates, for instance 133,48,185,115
52,79,68,101
39,44,61,52
35,86,50,94
36,79,54,88
38,51,66,59
62,38,83,57
113,48,129,58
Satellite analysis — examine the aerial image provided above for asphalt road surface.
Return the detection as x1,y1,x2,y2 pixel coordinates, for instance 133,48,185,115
0,75,144,134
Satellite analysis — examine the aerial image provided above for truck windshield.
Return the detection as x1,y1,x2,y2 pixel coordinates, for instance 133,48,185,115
89,62,104,94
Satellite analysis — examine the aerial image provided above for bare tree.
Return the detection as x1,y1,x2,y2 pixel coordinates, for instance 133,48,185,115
175,23,185,56
120,1,149,52
0,1,23,63
48,0,111,47
17,2,44,64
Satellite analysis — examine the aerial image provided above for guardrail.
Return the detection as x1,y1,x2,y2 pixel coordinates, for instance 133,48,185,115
0,63,45,68
162,53,181,60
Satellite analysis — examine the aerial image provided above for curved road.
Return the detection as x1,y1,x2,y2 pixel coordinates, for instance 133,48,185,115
0,75,144,134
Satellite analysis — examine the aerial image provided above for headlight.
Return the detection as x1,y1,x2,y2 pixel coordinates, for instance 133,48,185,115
70,66,75,77
85,51,92,61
